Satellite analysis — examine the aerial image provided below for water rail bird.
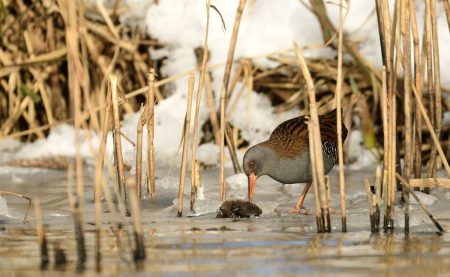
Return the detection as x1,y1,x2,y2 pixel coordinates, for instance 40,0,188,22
243,109,347,214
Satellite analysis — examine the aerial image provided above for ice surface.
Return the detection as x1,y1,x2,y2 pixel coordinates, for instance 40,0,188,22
410,191,438,206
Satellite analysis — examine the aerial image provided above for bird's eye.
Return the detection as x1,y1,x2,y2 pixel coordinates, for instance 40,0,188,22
248,160,254,169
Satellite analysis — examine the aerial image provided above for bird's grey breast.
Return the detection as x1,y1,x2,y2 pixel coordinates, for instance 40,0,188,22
267,141,338,184
269,152,312,184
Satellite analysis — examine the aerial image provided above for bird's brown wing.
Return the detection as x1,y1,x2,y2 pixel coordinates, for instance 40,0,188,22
263,115,309,159
263,109,343,159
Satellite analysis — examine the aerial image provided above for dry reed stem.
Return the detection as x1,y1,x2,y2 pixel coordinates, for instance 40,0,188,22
204,72,221,145
225,124,242,174
66,164,86,272
110,75,127,205
412,85,450,176
335,0,347,232
190,0,211,211
408,178,450,188
374,166,382,230
0,191,31,222
147,69,156,197
363,178,375,232
93,86,112,201
308,118,323,232
127,179,146,264
177,73,195,217
34,198,49,270
190,160,202,211
136,106,146,199
95,0,120,40
94,178,102,271
294,42,329,232
409,0,423,179
219,85,227,202
424,0,436,178
401,0,412,236
6,49,291,140
428,0,442,177
221,0,246,92
381,65,391,231
396,173,445,233
220,0,246,174
444,0,450,32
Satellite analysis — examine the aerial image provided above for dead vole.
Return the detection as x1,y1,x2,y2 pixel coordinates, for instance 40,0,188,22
216,199,262,218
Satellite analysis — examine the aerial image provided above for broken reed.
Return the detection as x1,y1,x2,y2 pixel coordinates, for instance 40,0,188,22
94,153,103,272
294,42,330,233
374,0,450,234
110,75,127,208
335,0,347,233
127,178,146,265
67,164,86,272
396,174,444,233
0,191,32,222
177,73,195,217
34,198,49,270
190,0,212,211
136,106,146,199
147,69,156,197
219,0,247,199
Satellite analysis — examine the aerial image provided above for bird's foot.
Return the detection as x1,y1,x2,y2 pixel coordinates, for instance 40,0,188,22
288,206,312,215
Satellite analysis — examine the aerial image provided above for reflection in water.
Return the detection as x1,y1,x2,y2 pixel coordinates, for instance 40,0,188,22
1,168,450,276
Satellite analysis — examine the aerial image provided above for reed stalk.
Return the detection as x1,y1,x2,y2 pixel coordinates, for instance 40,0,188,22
94,145,104,271
308,118,323,232
147,69,156,197
396,173,445,234
128,179,146,265
335,0,347,233
401,0,412,236
294,42,330,232
67,164,86,272
34,198,49,270
429,0,442,177
409,0,423,180
177,73,195,217
219,0,247,176
374,166,382,230
0,191,32,223
444,0,450,32
363,178,375,232
412,85,450,176
191,0,211,211
191,160,202,211
220,85,227,202
424,0,436,178
93,86,112,202
53,242,67,270
136,105,147,199
110,75,127,206
204,72,221,145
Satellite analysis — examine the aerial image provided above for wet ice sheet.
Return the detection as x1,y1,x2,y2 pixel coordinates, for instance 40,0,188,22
1,165,450,276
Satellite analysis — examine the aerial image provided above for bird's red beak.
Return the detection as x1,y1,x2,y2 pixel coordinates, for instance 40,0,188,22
248,173,257,202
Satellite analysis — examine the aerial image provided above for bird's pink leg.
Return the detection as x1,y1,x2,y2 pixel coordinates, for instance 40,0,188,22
288,182,312,215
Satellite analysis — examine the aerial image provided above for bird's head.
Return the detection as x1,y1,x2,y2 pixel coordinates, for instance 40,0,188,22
243,145,276,203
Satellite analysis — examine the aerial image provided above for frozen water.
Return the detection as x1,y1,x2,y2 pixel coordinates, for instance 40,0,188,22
410,191,438,206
